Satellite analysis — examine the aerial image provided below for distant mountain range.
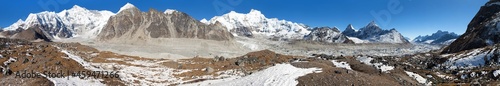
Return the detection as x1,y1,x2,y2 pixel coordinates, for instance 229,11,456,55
341,21,409,44
304,27,352,43
412,30,459,45
1,3,411,44
201,9,310,40
0,5,114,40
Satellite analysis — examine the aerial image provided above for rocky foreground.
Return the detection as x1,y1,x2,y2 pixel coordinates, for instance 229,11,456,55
0,38,499,86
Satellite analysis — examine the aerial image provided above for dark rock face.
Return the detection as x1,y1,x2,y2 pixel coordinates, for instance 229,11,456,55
342,24,357,36
354,21,384,39
442,1,500,54
304,27,353,43
231,27,253,37
98,7,233,41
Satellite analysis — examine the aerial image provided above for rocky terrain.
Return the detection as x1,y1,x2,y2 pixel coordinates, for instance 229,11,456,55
1,1,500,86
0,25,53,42
443,0,500,54
3,37,494,85
0,38,431,85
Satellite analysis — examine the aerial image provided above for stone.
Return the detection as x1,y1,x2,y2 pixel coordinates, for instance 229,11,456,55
205,67,214,74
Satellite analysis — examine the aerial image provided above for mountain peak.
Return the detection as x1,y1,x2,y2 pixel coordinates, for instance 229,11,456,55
346,24,356,31
71,5,85,10
3,19,26,31
118,3,137,13
367,21,378,27
228,11,237,14
66,5,89,13
332,26,339,29
249,9,262,15
437,30,443,32
16,19,24,23
200,18,209,24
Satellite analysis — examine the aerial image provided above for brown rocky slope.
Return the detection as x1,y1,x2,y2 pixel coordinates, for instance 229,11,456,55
0,25,53,42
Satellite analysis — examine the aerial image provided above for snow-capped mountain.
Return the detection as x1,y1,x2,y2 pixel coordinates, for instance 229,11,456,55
203,9,311,40
304,27,353,43
2,5,115,40
412,30,459,45
342,24,358,37
98,3,233,42
341,21,409,43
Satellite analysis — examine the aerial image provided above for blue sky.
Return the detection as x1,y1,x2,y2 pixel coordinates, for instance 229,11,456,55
0,0,489,39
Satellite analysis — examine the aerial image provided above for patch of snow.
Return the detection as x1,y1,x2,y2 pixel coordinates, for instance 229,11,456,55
356,56,373,65
470,72,477,77
331,60,352,70
405,71,432,86
356,56,393,73
424,40,435,44
105,58,123,61
60,50,101,71
347,37,369,43
200,18,209,24
38,72,105,86
435,72,453,80
378,64,394,72
442,39,456,45
3,57,17,66
95,62,190,86
164,9,177,14
494,70,500,77
186,64,321,86
443,48,498,69
236,40,260,51
50,77,105,86
181,76,240,86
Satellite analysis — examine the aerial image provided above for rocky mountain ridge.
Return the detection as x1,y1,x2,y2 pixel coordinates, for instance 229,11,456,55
342,21,409,43
413,30,459,45
443,0,500,54
97,3,234,42
304,27,353,43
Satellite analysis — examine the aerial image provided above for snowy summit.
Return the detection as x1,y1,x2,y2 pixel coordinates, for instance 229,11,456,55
118,3,136,13
205,9,310,40
164,9,177,14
